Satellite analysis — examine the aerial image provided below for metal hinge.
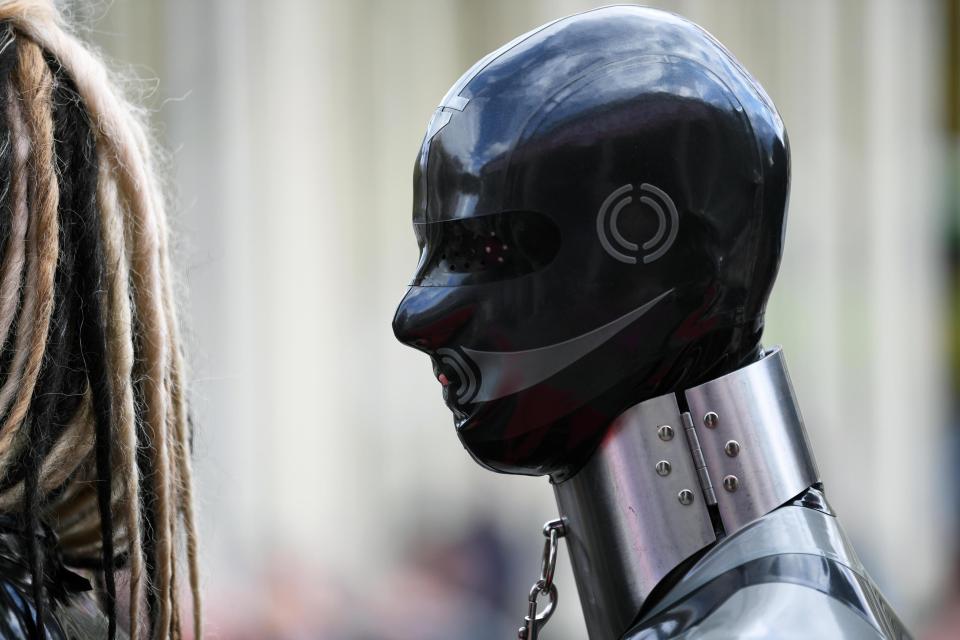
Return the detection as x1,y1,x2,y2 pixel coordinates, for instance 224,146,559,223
681,411,717,506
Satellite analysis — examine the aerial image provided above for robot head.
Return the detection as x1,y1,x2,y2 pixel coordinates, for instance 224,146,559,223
392,7,790,480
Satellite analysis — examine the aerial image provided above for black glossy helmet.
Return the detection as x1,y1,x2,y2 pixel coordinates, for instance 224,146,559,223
393,6,789,480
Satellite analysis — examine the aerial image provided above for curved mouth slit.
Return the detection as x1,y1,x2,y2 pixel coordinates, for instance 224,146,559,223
436,348,478,404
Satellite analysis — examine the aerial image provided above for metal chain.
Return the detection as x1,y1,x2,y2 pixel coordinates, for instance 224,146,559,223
518,518,566,640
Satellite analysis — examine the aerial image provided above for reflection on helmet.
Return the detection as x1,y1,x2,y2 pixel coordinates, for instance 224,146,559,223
393,6,789,480
411,210,561,287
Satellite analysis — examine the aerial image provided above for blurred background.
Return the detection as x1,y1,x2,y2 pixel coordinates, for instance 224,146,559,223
72,0,960,637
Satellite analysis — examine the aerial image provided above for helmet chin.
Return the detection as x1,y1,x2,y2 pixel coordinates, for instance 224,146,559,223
452,358,657,479
442,318,766,479
454,389,609,479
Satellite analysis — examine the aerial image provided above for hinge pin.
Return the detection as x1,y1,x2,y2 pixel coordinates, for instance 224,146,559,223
682,412,717,506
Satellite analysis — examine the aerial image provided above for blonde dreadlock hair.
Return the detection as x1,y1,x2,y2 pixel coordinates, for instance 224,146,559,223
0,1,201,638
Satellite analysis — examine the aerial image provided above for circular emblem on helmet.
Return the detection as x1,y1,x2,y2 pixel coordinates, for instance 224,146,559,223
596,183,679,264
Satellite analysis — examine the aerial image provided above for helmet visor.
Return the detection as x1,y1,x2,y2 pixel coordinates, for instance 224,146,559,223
411,210,560,286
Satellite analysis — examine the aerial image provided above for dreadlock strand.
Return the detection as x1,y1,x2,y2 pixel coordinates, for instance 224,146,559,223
133,110,201,640
48,59,119,639
98,152,144,640
0,25,14,261
12,36,58,640
0,39,37,444
0,37,56,457
172,373,200,639
0,30,22,355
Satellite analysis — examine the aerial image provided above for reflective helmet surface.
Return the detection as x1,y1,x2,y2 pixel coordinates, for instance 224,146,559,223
392,6,790,480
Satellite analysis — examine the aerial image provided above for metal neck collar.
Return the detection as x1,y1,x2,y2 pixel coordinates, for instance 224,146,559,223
552,347,819,639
